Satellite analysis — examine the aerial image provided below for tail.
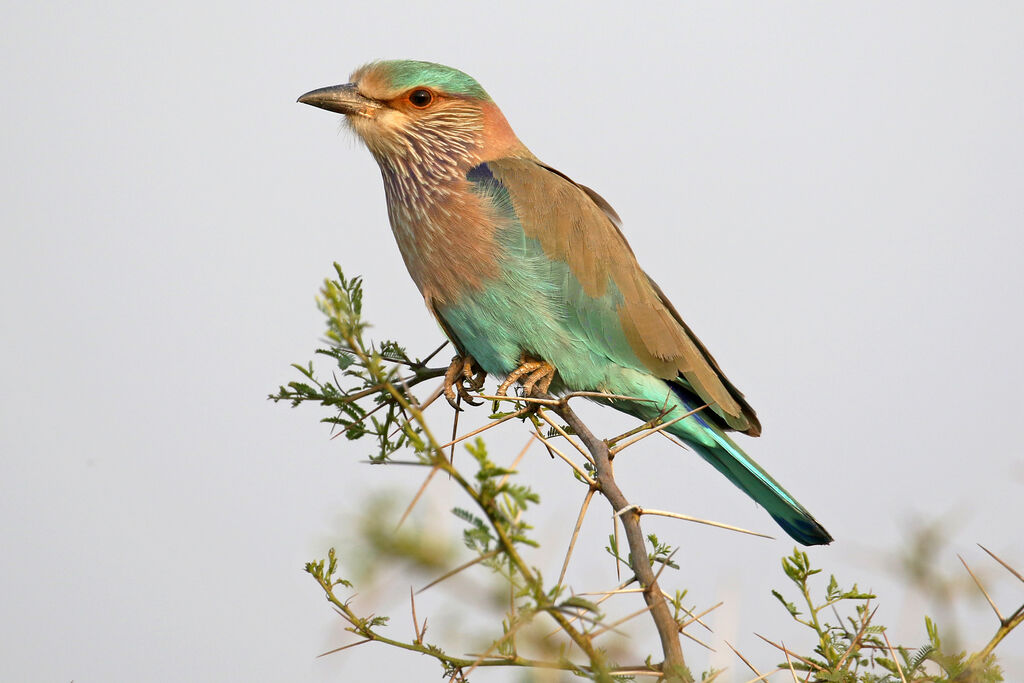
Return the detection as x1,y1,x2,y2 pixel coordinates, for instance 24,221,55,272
672,412,833,546
604,374,833,546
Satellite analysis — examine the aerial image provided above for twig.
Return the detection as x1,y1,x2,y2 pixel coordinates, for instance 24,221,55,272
557,402,692,681
833,604,878,672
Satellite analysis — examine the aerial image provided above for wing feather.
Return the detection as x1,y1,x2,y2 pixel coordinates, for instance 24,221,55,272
488,156,760,435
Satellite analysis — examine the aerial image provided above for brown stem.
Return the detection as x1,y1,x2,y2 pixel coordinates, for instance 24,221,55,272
556,402,693,683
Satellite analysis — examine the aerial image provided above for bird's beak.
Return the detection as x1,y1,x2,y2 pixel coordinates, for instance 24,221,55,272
297,83,381,118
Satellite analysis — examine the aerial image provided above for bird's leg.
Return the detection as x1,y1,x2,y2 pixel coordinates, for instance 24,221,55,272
521,362,556,397
462,356,486,392
497,353,557,398
443,355,486,410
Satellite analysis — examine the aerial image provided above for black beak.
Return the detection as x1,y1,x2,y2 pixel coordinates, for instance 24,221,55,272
297,83,381,116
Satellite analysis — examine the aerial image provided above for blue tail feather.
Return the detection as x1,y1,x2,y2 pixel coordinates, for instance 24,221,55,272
602,376,833,546
691,425,833,545
669,389,833,546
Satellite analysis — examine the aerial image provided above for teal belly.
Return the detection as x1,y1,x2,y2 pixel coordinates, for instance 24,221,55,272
435,224,644,391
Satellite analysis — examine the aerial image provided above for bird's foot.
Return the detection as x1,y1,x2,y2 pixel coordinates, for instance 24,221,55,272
443,355,487,410
496,354,557,398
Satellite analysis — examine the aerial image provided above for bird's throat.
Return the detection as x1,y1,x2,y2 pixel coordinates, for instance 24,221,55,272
379,165,504,306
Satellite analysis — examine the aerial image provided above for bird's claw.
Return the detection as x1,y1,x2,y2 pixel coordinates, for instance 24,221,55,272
443,355,486,410
496,354,556,398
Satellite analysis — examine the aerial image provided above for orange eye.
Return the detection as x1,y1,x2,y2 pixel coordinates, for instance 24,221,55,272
408,89,433,108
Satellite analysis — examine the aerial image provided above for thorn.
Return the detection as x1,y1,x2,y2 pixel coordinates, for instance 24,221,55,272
528,420,596,485
613,514,622,582
678,628,715,651
678,601,723,631
558,488,596,587
436,408,529,450
410,587,421,644
782,643,799,683
497,433,536,489
650,548,678,585
536,407,593,463
638,507,774,540
959,554,1003,621
418,340,449,367
739,668,784,683
609,404,709,455
396,466,440,530
316,638,371,658
589,603,656,639
883,632,908,683
449,395,460,472
726,640,762,677
978,544,1024,585
754,633,823,671
417,549,502,594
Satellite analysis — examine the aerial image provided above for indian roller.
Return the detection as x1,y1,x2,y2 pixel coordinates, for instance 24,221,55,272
298,60,833,546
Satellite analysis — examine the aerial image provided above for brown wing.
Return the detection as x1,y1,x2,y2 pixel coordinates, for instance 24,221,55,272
489,156,760,435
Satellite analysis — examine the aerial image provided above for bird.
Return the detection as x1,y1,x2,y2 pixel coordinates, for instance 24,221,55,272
298,60,832,546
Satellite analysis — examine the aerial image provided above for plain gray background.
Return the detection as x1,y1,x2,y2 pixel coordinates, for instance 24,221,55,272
2,2,1022,681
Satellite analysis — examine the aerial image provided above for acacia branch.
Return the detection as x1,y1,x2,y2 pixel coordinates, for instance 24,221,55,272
555,401,694,683
343,338,613,679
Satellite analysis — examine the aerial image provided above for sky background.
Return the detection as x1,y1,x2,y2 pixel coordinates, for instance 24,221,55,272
2,2,1023,681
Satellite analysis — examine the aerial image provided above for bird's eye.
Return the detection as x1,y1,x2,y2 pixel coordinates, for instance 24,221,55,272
408,89,433,108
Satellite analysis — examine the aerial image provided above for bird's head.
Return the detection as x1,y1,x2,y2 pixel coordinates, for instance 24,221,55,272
299,60,525,179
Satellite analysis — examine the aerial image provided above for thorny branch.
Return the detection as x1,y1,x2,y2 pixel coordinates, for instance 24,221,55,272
277,266,1024,682
554,400,693,682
